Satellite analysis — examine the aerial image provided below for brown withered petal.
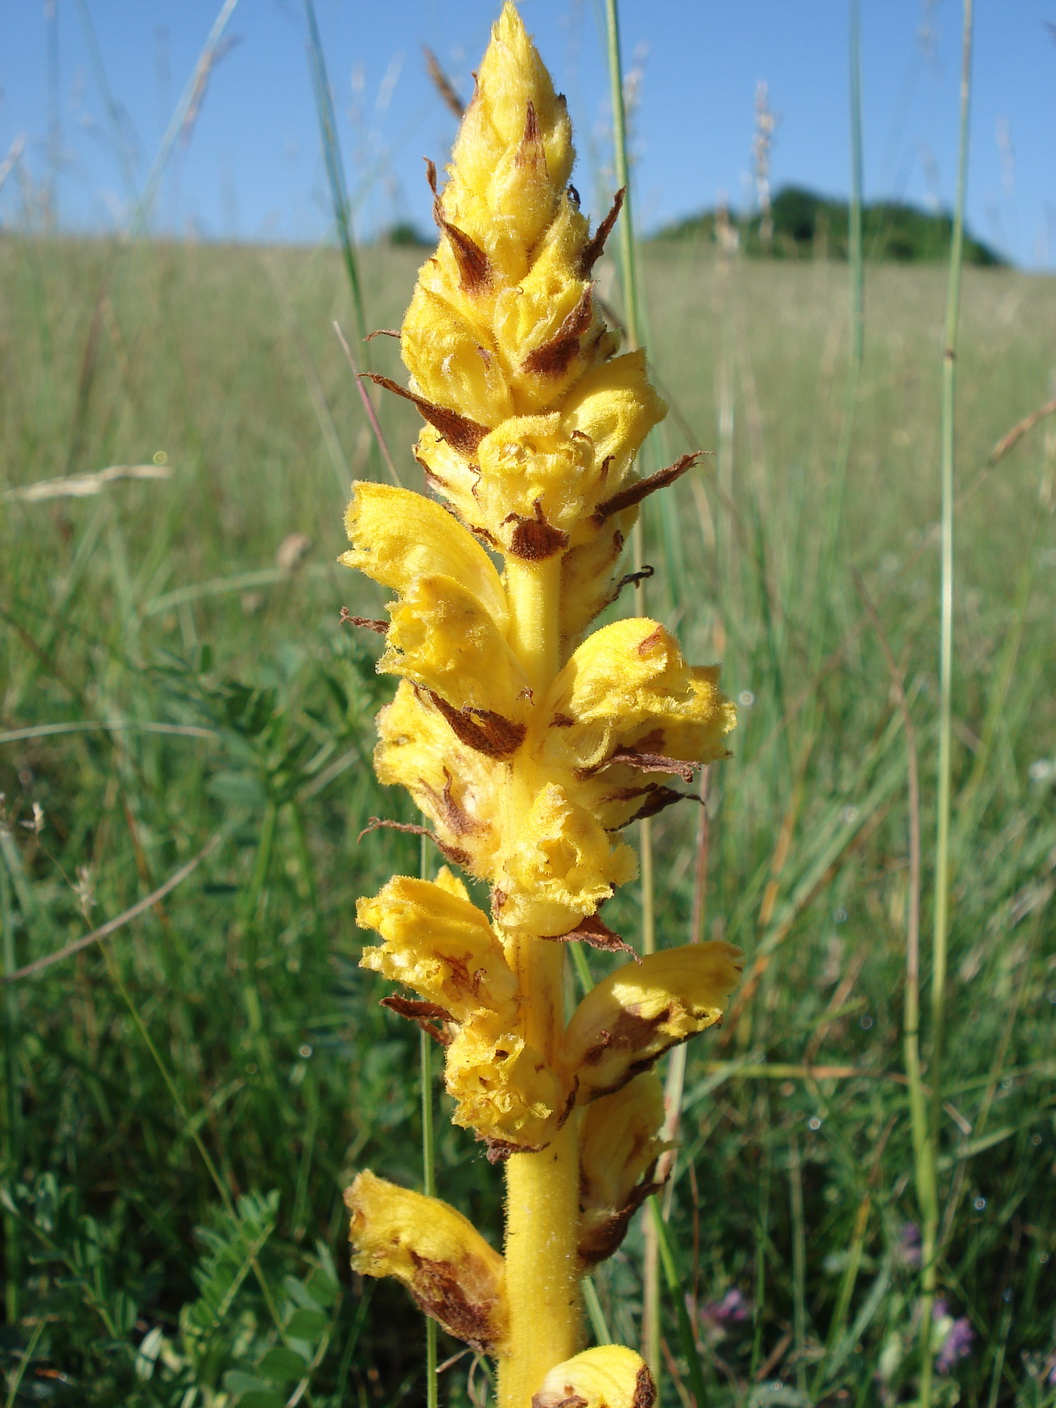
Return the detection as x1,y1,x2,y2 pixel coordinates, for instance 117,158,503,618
408,1249,500,1349
356,816,471,868
426,157,493,293
437,218,494,296
485,1136,542,1164
509,516,570,560
522,289,594,377
365,372,490,457
544,914,639,959
420,771,485,837
578,187,625,277
606,748,698,783
618,784,695,825
379,995,454,1043
338,609,389,635
593,452,702,522
578,1180,662,1270
427,691,527,758
613,564,655,597
515,99,546,169
356,816,437,845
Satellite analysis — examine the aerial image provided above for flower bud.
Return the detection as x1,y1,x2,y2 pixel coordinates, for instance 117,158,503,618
532,1346,656,1408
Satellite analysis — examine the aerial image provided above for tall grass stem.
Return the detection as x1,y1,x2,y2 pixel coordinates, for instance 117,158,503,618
132,0,241,238
919,3,973,1399
0,852,22,1321
419,831,439,1408
303,0,367,348
600,0,664,1376
819,0,865,606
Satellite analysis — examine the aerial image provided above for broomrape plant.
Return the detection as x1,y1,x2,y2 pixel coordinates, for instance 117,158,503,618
342,7,741,1405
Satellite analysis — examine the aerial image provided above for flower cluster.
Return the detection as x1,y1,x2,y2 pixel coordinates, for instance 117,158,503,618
341,7,739,1404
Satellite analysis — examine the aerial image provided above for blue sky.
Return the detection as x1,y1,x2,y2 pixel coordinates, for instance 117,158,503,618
2,1,1054,269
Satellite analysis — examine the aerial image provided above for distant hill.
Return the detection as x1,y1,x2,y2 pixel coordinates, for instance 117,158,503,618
653,185,1006,266
381,221,433,249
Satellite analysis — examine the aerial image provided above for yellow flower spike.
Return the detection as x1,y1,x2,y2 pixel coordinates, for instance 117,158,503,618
340,5,742,1401
357,875,518,1025
565,944,744,1100
441,3,574,266
345,1171,508,1355
532,1346,657,1408
578,1072,670,1270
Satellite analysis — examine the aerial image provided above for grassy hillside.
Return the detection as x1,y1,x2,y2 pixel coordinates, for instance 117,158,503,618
1,233,1054,1406
654,186,1006,266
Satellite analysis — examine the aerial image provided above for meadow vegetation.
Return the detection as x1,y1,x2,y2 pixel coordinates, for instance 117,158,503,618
1,225,1054,1407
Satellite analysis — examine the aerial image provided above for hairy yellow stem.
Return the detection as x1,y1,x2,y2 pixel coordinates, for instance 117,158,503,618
499,552,583,1405
501,1117,582,1408
504,556,564,696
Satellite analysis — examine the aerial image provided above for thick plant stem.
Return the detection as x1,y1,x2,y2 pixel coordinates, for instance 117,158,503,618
501,1095,583,1408
504,557,563,695
498,552,582,1406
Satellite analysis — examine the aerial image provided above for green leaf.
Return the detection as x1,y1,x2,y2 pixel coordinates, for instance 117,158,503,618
207,769,267,807
223,1370,271,1393
305,1267,340,1308
134,1326,166,1382
284,1307,328,1339
283,1275,322,1310
258,1345,309,1382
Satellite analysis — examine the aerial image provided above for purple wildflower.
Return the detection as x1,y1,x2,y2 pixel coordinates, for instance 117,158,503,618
933,1301,974,1374
700,1288,749,1328
897,1222,922,1268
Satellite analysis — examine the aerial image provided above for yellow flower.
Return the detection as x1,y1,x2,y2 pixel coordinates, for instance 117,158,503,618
374,680,503,876
345,1171,508,1354
357,874,518,1024
565,944,744,1100
446,1011,574,1156
493,781,638,939
578,1072,670,1269
342,483,508,620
